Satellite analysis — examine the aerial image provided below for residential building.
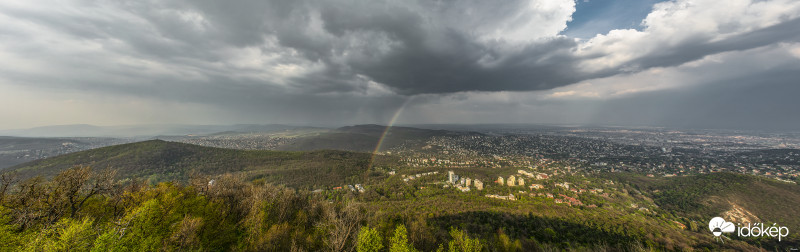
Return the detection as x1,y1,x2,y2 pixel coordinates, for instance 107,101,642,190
448,171,458,184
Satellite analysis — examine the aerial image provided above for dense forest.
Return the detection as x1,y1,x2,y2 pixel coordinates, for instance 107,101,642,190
2,166,786,251
0,167,483,251
0,166,608,251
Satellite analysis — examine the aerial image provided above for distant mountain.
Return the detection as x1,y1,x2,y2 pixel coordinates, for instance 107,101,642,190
336,124,458,136
7,140,395,189
0,124,327,138
0,124,475,152
0,124,108,137
405,123,569,133
227,124,325,133
276,124,480,152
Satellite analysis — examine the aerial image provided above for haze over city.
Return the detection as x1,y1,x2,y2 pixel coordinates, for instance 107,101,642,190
2,0,800,130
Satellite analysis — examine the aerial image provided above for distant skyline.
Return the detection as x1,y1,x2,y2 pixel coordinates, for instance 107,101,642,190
2,0,800,130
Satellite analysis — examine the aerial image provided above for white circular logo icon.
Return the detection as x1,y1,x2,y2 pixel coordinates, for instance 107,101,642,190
709,217,735,242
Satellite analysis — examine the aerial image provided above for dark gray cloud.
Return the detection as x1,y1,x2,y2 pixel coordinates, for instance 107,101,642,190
1,0,799,129
4,0,798,94
178,0,800,94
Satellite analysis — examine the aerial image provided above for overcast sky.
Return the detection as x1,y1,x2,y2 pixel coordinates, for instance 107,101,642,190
1,0,799,130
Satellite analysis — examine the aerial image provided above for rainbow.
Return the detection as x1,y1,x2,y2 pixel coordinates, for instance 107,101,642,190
368,97,415,169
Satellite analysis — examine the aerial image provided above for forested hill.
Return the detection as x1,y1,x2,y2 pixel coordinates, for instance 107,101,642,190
604,172,800,235
275,124,481,152
7,140,395,188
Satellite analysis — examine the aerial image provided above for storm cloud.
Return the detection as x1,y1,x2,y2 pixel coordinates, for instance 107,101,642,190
1,0,799,129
